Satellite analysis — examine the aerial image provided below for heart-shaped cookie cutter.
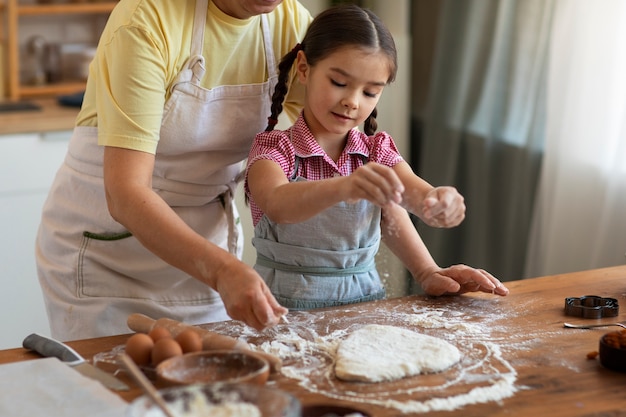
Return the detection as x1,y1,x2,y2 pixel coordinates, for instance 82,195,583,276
564,295,619,319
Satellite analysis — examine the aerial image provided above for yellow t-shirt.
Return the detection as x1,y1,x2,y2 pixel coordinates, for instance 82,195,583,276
76,0,311,154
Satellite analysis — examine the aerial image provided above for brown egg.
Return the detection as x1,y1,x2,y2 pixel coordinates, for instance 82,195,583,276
124,333,154,366
151,337,183,366
175,329,203,353
148,326,172,343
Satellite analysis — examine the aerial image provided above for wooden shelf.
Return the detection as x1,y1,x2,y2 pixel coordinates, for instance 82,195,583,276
17,2,116,16
1,0,117,101
18,80,86,97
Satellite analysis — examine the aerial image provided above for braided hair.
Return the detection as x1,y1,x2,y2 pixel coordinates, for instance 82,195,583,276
265,4,397,135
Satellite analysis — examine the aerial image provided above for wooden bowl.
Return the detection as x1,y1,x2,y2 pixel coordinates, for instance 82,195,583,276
599,330,626,372
156,350,270,386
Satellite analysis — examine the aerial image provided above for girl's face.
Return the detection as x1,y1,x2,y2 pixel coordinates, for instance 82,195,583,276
296,46,392,143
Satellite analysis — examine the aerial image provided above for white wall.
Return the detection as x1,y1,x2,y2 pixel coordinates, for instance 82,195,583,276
0,131,71,349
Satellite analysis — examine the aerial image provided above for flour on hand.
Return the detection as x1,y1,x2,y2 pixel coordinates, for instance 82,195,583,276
334,324,461,383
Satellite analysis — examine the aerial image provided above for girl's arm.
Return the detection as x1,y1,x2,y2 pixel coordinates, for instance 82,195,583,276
393,161,466,228
381,203,508,296
247,159,404,224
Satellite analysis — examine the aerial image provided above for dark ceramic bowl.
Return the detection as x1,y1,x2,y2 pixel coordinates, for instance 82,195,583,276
302,404,372,417
599,330,626,372
156,350,270,386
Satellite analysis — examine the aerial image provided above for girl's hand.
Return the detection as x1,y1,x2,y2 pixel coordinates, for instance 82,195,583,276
420,186,465,228
344,162,404,207
417,264,509,296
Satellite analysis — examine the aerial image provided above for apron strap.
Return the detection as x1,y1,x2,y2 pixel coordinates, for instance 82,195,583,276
260,14,277,77
256,253,376,276
190,0,209,84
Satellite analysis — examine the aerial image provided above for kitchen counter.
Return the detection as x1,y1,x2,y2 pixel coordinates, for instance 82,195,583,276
1,265,626,416
0,98,79,135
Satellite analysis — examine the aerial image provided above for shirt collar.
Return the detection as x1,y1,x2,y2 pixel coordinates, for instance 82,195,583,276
290,113,370,159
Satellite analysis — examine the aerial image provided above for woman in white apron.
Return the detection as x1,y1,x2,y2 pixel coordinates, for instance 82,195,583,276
35,0,311,341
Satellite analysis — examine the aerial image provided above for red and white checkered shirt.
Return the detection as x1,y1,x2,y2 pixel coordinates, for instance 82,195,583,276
245,114,404,226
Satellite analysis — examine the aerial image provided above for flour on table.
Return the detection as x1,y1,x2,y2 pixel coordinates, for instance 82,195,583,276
335,324,461,383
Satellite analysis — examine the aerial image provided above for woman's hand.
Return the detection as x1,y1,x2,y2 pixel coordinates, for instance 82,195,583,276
214,258,288,331
416,264,509,296
419,186,465,228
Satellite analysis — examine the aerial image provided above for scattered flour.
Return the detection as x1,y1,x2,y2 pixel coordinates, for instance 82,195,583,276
246,305,520,414
97,299,559,415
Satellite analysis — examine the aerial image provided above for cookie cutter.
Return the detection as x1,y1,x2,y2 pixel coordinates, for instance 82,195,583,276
564,295,619,319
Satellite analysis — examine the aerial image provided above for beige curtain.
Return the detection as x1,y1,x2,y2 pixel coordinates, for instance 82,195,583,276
525,0,626,277
410,0,554,286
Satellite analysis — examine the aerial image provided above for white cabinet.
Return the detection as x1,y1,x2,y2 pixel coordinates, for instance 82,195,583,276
0,130,70,349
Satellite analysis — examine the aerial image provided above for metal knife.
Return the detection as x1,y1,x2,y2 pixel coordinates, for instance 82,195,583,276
22,333,129,391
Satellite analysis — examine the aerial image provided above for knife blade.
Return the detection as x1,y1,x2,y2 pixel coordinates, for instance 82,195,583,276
22,333,129,391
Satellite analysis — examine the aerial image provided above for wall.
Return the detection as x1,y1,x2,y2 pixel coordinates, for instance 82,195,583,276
0,130,72,350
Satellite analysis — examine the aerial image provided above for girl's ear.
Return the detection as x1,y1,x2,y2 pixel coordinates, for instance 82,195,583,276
295,50,309,84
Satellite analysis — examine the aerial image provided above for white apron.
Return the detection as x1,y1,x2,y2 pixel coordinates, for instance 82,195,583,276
35,0,278,341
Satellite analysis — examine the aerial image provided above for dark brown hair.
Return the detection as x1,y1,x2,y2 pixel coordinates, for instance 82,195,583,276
265,4,397,135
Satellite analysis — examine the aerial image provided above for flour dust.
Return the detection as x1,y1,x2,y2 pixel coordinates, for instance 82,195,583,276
206,297,537,414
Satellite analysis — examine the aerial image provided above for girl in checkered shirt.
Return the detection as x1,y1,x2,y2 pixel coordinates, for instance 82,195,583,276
245,4,509,310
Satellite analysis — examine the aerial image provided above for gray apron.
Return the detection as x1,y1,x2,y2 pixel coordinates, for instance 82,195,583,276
252,155,386,310
36,0,278,340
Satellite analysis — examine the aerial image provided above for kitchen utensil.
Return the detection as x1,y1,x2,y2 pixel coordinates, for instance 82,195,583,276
156,350,270,386
22,333,129,391
563,322,626,330
126,313,282,372
119,353,177,417
564,295,619,319
126,383,301,417
25,35,46,85
43,42,62,83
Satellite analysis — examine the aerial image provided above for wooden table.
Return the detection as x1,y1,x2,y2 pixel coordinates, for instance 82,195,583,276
2,265,626,416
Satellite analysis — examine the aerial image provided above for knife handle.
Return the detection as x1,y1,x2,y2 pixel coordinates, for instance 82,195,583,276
22,333,84,365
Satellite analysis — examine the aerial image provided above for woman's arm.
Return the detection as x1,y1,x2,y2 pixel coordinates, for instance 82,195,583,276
103,146,287,330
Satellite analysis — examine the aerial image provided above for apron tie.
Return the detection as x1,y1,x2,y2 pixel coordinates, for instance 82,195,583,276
221,189,240,255
256,253,376,276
